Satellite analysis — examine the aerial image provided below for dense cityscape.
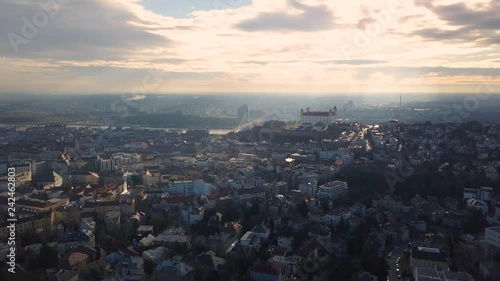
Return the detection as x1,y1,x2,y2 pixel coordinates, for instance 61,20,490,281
1,93,500,281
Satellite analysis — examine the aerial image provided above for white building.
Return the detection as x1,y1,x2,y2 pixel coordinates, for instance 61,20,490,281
100,153,141,172
485,226,500,248
317,180,348,200
99,159,113,172
413,267,474,281
463,188,479,201
240,231,261,250
168,180,195,196
299,107,337,125
480,186,494,201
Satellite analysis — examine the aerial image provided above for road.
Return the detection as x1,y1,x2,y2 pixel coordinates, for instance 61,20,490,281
387,245,405,281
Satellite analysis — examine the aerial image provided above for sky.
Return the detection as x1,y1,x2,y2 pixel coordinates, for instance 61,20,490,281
0,0,499,95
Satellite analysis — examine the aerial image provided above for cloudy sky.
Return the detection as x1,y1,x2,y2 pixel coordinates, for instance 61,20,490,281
1,0,499,94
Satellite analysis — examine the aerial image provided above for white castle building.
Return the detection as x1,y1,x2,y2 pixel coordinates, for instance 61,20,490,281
299,107,337,126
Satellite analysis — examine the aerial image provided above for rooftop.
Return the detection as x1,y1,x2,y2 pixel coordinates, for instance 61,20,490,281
67,252,89,267
414,266,439,278
411,246,448,263
154,259,193,276
320,180,348,189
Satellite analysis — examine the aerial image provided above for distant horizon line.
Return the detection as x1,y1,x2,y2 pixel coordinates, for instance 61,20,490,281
1,91,500,96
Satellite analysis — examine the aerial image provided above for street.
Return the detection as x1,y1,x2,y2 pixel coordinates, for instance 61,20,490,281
387,245,405,281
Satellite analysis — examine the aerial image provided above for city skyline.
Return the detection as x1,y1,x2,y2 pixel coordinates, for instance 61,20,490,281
1,0,499,94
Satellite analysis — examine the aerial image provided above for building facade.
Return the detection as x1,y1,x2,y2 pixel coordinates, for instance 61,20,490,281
485,226,500,248
299,107,337,125
317,180,348,200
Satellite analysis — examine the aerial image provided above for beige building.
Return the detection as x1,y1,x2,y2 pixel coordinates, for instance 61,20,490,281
70,170,99,185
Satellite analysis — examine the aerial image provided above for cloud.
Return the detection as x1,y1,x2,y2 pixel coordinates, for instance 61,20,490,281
412,0,500,46
357,17,377,30
0,0,172,60
235,0,334,32
0,0,498,94
331,59,385,65
398,14,425,23
232,59,385,66
356,66,500,81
